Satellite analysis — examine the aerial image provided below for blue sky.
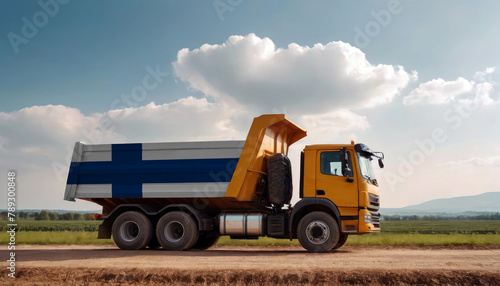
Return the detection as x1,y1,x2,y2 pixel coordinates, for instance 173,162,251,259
1,0,499,210
2,1,499,113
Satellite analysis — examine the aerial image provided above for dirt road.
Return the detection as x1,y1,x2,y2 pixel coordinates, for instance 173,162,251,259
2,245,500,285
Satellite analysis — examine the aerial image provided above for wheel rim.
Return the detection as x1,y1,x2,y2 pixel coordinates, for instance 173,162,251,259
305,220,330,245
120,221,140,242
164,221,185,243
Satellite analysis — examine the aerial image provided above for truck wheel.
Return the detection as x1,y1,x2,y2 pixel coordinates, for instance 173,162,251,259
297,211,339,253
112,211,153,250
333,234,348,250
192,231,220,250
156,211,199,251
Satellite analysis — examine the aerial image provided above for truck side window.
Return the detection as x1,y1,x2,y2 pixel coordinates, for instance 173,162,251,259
320,151,353,177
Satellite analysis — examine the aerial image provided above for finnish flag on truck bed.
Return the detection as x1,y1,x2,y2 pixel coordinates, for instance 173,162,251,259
64,141,244,201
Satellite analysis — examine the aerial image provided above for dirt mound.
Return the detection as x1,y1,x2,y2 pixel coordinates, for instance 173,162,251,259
2,268,499,285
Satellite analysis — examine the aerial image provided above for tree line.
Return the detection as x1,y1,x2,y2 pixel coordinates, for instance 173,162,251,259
0,210,100,221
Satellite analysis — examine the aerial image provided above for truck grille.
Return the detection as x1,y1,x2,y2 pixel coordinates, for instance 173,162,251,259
368,193,380,228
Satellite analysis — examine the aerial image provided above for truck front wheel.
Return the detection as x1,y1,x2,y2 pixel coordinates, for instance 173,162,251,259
156,211,199,251
112,211,153,250
333,234,348,250
297,211,339,253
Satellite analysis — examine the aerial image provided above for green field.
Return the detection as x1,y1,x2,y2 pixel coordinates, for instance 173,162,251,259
0,220,100,232
1,220,499,246
380,220,500,234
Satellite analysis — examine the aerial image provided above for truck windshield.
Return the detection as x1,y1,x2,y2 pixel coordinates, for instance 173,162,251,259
357,153,377,185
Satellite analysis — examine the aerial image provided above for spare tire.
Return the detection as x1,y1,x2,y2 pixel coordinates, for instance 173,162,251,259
267,153,292,206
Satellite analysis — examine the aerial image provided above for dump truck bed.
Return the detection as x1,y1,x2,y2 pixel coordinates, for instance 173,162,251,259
65,140,245,201
64,114,307,214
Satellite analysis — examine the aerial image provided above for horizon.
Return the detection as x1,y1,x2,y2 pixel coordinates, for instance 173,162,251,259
1,1,499,210
3,191,499,212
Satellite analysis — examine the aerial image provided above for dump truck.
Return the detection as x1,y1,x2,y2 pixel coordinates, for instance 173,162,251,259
64,114,384,253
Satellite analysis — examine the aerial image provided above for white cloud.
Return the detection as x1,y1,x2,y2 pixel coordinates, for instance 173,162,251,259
0,105,123,171
403,67,496,106
404,77,473,105
297,109,369,142
0,105,103,151
462,82,494,106
439,156,500,168
173,33,413,113
104,97,248,142
0,97,248,159
473,67,495,82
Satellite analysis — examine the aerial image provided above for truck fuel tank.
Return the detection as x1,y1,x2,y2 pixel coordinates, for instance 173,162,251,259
219,213,265,236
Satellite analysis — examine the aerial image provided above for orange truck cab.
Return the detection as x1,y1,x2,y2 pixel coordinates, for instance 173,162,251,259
300,143,382,237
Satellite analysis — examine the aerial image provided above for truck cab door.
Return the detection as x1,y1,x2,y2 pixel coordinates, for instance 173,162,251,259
315,150,358,207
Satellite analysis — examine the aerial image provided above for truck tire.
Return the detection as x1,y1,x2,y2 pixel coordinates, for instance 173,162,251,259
156,211,199,251
192,231,220,250
112,211,153,250
297,211,339,253
267,153,292,205
333,234,348,250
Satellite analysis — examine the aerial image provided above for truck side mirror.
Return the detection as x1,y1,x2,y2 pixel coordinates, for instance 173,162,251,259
378,159,384,168
339,148,351,176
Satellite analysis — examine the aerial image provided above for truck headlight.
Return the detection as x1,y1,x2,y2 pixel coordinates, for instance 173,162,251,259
364,214,371,223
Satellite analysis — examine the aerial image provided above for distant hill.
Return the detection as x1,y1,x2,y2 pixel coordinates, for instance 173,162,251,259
381,192,500,216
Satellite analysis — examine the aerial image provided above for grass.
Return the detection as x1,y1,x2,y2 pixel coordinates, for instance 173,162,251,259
1,231,114,245
1,220,499,246
2,232,497,246
380,220,500,234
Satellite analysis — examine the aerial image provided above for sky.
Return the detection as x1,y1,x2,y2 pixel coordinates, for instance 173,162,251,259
0,0,499,211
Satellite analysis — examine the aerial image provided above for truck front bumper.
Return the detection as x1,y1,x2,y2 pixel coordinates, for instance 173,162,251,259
358,208,380,233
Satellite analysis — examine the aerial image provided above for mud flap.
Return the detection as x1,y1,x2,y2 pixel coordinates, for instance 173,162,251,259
98,223,112,239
